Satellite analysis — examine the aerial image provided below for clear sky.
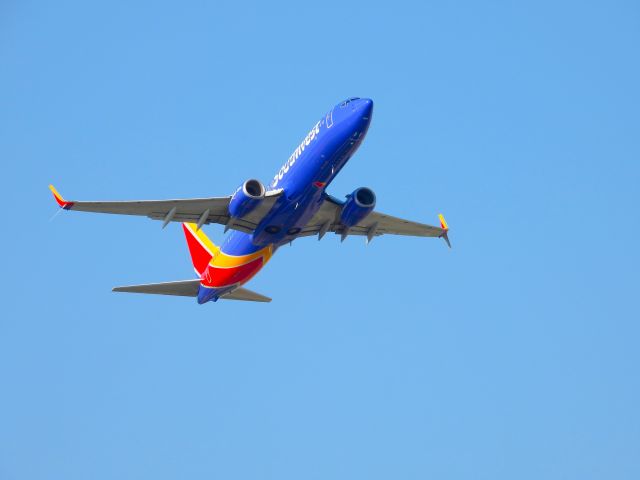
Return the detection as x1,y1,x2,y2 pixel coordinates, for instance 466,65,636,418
1,0,639,478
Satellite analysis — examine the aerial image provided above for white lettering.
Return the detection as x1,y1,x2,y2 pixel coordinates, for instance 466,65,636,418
272,121,321,187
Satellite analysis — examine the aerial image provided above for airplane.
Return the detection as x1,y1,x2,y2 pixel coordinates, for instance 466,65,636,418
49,97,450,304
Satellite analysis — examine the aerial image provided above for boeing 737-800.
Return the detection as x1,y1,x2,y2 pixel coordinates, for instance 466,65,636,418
50,97,450,303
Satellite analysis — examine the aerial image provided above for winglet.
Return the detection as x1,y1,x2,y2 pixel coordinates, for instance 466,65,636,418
49,185,74,209
439,213,449,231
438,214,451,248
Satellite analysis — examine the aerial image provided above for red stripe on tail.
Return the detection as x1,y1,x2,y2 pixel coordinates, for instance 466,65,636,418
182,224,214,276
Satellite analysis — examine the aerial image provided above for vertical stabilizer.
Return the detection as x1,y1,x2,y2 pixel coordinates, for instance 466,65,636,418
182,223,219,276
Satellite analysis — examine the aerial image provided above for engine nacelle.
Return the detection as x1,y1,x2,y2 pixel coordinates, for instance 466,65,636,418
340,187,376,227
228,179,266,218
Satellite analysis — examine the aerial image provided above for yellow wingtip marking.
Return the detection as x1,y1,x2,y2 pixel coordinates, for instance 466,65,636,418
49,184,64,202
438,213,449,230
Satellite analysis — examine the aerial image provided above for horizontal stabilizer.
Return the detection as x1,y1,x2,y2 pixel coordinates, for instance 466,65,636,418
112,280,271,302
221,287,271,303
113,279,200,297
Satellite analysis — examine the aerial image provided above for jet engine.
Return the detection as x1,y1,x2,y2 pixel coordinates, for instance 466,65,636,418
340,187,376,227
228,179,266,218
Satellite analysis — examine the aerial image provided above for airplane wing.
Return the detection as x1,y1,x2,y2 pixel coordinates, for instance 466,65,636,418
49,185,283,233
299,194,451,246
112,280,271,302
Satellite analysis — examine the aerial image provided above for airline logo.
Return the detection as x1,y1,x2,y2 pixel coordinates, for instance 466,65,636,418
272,121,321,187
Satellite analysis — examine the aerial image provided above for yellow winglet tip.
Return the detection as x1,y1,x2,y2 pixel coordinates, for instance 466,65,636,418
49,184,74,209
438,214,451,248
438,213,449,231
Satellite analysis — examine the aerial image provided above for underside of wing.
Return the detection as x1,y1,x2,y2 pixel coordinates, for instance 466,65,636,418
49,185,283,234
300,195,449,242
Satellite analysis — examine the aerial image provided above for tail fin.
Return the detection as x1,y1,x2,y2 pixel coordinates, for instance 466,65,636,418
182,223,219,276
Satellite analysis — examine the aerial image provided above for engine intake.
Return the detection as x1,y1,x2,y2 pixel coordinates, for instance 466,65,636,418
229,179,266,218
340,187,376,227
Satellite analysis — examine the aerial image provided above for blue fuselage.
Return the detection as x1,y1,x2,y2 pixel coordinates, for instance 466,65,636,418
197,98,373,303
224,98,372,254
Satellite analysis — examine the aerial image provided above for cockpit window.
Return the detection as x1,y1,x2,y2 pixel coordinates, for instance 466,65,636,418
340,97,361,107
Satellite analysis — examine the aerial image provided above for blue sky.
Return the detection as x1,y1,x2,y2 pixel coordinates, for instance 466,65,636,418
2,0,639,478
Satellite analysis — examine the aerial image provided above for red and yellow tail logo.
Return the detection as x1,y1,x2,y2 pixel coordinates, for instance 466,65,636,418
182,223,219,276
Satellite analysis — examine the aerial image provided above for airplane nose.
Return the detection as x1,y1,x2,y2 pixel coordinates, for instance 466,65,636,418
358,98,373,117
